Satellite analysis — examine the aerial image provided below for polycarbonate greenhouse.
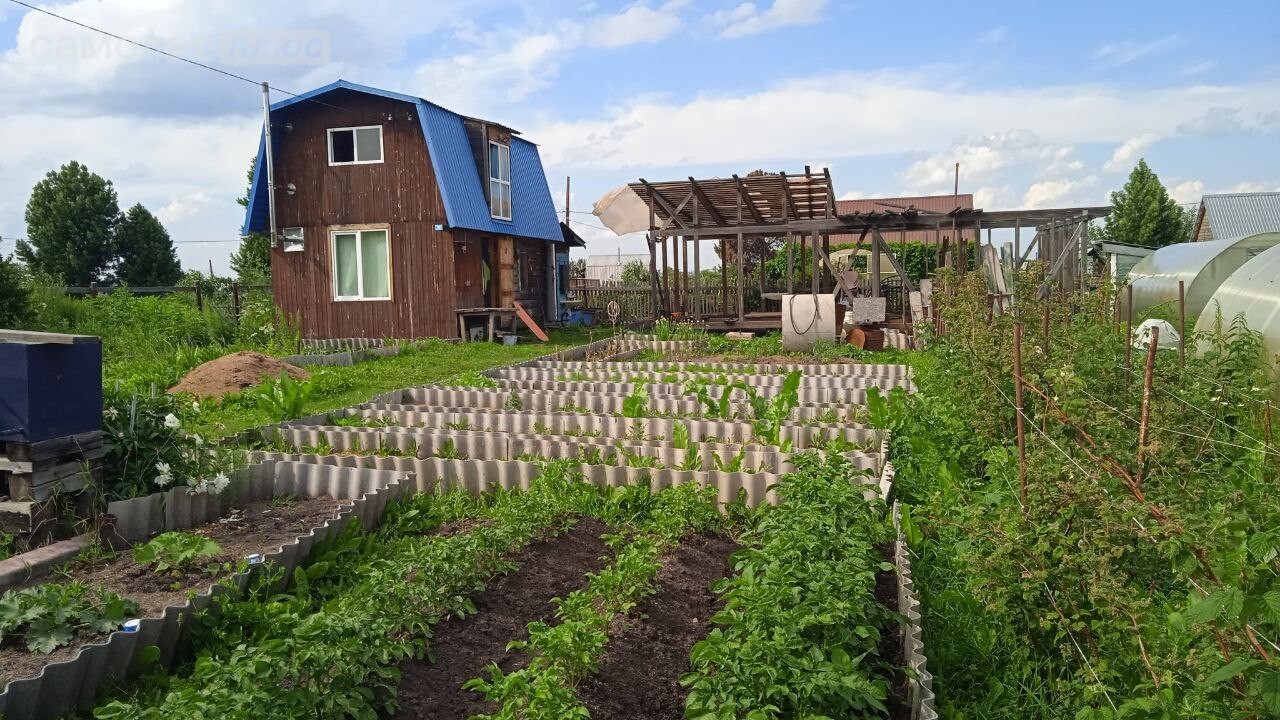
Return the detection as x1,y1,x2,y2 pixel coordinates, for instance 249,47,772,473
1196,239,1280,367
1124,233,1280,320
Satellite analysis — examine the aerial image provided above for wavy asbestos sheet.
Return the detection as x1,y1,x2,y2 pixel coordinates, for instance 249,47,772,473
0,461,409,720
265,425,881,476
893,501,938,720
525,360,913,377
488,378,886,405
490,367,914,390
299,337,389,351
297,407,883,449
398,385,871,415
248,452,884,508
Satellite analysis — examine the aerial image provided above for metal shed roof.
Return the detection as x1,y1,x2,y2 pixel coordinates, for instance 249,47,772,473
243,80,563,243
1194,192,1280,241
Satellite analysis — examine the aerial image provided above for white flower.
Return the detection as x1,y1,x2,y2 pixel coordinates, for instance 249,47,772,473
154,461,172,487
192,434,204,447
103,407,119,420
191,401,201,413
210,473,231,494
163,414,181,429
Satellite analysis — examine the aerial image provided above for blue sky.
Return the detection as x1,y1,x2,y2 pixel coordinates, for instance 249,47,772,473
0,0,1277,271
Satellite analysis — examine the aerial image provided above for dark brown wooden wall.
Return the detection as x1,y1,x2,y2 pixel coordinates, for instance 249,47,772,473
269,89,457,339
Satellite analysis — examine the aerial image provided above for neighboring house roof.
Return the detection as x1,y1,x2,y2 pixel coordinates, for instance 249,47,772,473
830,194,975,244
1193,192,1280,242
243,79,563,243
560,221,586,248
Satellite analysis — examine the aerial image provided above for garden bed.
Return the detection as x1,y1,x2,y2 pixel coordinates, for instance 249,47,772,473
0,461,408,720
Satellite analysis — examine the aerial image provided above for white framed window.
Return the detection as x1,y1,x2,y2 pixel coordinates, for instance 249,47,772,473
328,126,383,165
331,228,391,301
489,141,512,220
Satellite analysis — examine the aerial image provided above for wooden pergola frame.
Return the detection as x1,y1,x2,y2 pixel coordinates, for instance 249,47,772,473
632,169,1111,326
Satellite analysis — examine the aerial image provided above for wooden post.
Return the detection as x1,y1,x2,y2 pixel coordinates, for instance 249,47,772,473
1125,284,1134,382
735,192,745,321
1041,303,1050,355
1135,325,1159,491
720,239,729,316
89,281,98,298
661,237,670,316
648,199,660,321
1178,280,1186,369
822,233,832,291
1014,322,1028,510
786,233,794,294
194,281,203,311
694,235,702,320
870,231,882,298
232,281,241,320
810,230,820,296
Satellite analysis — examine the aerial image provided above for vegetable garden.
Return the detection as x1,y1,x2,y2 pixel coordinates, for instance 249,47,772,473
0,334,923,720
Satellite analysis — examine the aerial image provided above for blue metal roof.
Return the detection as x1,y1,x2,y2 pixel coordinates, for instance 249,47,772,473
243,80,563,243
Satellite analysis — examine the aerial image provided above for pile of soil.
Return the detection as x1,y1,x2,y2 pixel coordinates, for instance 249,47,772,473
169,351,310,398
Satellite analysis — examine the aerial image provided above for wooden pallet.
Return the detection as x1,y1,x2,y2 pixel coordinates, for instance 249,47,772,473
0,431,104,501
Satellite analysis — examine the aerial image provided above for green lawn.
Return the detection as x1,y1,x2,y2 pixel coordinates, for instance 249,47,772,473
193,329,596,437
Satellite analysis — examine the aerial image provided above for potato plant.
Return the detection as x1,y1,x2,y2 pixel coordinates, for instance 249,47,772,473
682,451,896,719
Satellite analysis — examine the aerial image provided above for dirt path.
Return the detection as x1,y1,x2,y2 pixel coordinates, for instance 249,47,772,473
577,533,738,720
386,516,613,720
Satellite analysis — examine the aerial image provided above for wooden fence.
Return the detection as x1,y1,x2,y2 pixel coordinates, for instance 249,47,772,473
577,284,747,322
63,283,272,320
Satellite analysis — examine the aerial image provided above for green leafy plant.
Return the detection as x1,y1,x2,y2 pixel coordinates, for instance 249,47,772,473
132,531,222,574
433,438,467,460
621,384,650,418
0,582,138,654
250,372,314,421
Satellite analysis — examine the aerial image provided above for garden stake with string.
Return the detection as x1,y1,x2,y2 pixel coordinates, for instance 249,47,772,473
1135,325,1158,491
1178,279,1186,369
1125,284,1134,388
1014,322,1027,511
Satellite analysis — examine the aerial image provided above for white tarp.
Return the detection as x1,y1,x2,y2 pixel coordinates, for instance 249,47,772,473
592,185,650,235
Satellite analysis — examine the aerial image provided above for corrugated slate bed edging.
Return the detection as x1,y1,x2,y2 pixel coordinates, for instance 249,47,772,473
894,500,938,720
0,461,410,720
281,344,401,367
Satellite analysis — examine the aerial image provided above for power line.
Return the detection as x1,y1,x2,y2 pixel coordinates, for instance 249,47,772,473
5,0,348,113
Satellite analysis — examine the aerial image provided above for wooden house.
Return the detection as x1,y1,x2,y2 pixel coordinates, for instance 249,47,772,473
242,80,572,340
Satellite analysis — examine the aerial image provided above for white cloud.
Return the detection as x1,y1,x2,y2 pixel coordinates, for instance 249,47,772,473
902,130,1078,192
1104,133,1161,172
979,26,1007,45
1176,106,1280,136
414,3,684,112
155,192,217,225
972,185,1013,209
1169,180,1204,204
710,0,826,39
1022,176,1097,209
588,4,683,48
532,71,1280,171
1180,60,1216,76
1092,34,1180,67
1218,181,1280,194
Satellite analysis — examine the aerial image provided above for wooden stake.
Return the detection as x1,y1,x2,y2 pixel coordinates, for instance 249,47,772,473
1135,325,1159,491
1014,322,1028,511
1178,279,1186,369
1041,303,1050,355
1125,284,1134,386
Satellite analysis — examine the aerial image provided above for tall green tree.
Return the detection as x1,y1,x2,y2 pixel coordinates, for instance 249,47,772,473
233,154,271,284
18,161,121,284
114,204,182,286
0,254,32,328
1098,159,1192,248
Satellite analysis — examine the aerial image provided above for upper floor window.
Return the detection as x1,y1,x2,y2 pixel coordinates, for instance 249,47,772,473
328,126,383,165
489,141,511,220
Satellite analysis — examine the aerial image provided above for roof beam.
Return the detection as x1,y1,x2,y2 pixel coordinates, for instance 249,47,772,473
638,178,693,231
778,171,800,220
731,174,766,224
822,168,837,218
687,177,727,226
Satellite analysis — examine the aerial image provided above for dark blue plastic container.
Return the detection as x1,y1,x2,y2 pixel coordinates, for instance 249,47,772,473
0,338,103,444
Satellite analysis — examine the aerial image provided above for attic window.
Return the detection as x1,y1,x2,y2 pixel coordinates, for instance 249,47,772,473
328,126,383,165
489,141,511,220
